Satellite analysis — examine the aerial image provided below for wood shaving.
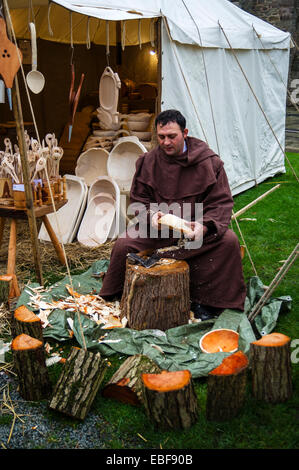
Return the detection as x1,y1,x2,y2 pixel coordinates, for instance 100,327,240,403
28,285,124,329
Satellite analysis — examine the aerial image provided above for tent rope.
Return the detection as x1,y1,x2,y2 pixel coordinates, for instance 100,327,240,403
106,20,110,64
161,13,209,144
28,0,35,26
47,1,54,37
150,18,155,48
69,11,73,49
138,18,142,49
86,16,91,49
121,20,126,51
179,1,256,273
219,22,299,185
5,4,87,349
252,25,299,113
291,35,299,51
231,210,258,277
180,0,220,155
248,243,298,323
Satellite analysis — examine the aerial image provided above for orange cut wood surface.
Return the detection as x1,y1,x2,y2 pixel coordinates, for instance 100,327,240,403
0,275,13,282
209,351,249,376
11,333,43,351
15,305,41,323
251,332,290,347
142,370,191,392
200,329,239,353
116,378,130,387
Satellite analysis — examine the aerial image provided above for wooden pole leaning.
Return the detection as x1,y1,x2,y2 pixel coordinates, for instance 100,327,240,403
3,1,43,286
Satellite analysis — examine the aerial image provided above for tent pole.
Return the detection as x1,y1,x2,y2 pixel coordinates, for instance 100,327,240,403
2,0,44,286
156,17,162,115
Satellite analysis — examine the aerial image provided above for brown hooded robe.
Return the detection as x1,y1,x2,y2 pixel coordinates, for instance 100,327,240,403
100,137,247,310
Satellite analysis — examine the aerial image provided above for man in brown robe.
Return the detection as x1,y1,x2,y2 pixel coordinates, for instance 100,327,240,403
100,109,247,320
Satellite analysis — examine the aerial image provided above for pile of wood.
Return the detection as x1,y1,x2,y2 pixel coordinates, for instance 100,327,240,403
7,301,294,429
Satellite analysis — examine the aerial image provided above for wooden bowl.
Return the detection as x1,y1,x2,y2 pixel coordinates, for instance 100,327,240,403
200,329,239,354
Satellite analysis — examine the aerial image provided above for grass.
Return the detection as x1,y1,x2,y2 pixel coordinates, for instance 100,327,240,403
1,153,298,450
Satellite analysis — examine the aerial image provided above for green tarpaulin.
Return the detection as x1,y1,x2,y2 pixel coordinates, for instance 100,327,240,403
16,260,291,378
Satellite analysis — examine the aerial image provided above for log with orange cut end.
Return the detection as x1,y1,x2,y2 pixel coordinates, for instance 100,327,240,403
251,332,290,347
102,354,161,405
209,350,249,376
250,332,292,403
142,369,191,392
141,369,198,430
13,305,43,342
206,351,249,421
11,333,51,401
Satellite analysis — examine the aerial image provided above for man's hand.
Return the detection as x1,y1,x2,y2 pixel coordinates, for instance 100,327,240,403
184,221,208,241
151,211,164,229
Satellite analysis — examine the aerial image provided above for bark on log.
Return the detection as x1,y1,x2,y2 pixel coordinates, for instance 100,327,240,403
142,370,198,430
0,275,12,304
11,333,51,401
48,347,107,420
206,351,249,421
121,256,190,331
102,354,161,405
13,305,43,342
250,332,292,403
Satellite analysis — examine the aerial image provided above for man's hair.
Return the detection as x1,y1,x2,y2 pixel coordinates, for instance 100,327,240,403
155,109,186,132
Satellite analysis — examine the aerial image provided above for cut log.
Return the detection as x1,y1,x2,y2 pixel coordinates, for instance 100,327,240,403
250,332,292,403
206,351,249,421
142,369,198,430
13,305,43,342
48,346,107,420
11,333,51,401
121,256,190,331
102,354,161,405
0,274,12,304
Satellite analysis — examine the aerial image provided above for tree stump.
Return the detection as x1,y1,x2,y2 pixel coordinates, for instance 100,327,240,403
141,369,198,430
250,332,292,403
206,351,249,421
13,305,43,342
120,255,190,331
102,354,161,405
48,346,107,420
11,333,51,401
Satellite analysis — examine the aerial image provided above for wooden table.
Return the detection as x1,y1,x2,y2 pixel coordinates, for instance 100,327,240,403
0,200,67,299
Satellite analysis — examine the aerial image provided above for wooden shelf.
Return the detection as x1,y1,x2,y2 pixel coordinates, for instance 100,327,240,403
0,200,67,219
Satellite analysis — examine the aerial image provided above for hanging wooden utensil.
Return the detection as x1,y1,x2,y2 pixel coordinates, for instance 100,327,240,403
68,63,85,142
26,22,45,94
0,16,22,110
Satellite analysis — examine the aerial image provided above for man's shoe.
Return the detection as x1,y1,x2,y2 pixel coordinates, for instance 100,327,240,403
191,302,224,321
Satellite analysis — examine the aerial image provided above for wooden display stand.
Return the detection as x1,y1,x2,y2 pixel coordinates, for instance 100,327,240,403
250,332,292,403
0,199,67,300
120,253,190,331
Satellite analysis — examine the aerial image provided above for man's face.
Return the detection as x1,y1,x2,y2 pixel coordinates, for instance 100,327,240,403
156,121,188,157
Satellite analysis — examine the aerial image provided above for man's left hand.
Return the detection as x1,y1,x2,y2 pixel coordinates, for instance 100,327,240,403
184,221,208,241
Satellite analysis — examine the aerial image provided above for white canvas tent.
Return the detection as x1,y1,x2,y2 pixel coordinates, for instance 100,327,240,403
7,0,292,195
